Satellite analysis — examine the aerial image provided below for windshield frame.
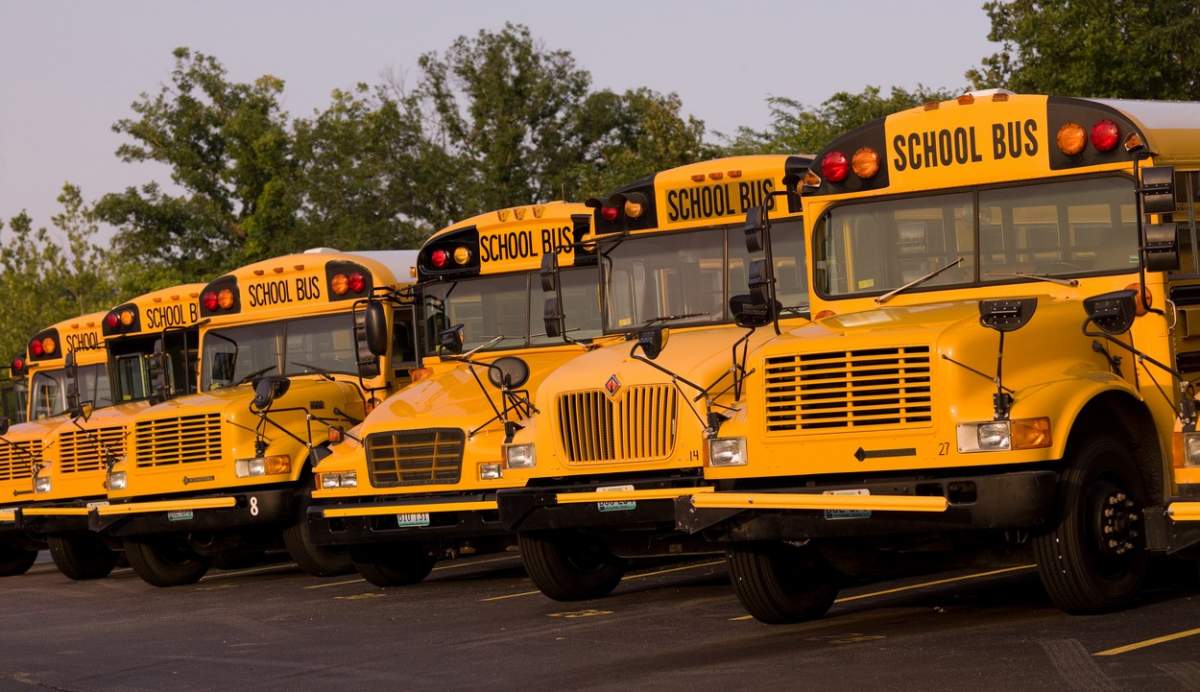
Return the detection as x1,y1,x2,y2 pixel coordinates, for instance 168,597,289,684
810,172,1140,302
596,215,808,335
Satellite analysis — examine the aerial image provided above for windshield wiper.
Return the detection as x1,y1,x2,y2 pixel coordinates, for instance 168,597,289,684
641,312,714,326
984,271,1079,287
290,361,336,381
235,365,277,386
875,257,964,305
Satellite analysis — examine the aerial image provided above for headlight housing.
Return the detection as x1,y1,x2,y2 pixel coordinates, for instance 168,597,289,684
1180,431,1200,467
957,418,1051,452
478,463,503,481
235,455,291,478
34,476,51,494
708,437,747,466
107,471,127,491
504,443,536,469
317,471,358,489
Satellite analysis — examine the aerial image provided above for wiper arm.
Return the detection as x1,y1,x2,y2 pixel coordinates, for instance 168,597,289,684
875,257,964,304
984,272,1079,287
641,311,713,326
290,361,336,382
235,365,277,386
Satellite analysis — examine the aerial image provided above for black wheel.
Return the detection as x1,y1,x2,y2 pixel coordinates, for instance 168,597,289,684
0,544,38,576
353,543,437,587
518,532,625,601
123,537,211,587
48,533,117,580
1033,436,1148,614
727,543,839,624
283,507,353,577
212,549,266,571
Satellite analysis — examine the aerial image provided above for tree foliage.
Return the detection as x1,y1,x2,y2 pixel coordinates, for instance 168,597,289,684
968,0,1200,98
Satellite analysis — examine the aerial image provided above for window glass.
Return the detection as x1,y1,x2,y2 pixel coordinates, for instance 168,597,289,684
815,193,974,297
424,274,529,351
529,267,603,346
604,228,727,330
730,218,808,311
30,365,111,419
284,315,359,376
202,314,358,390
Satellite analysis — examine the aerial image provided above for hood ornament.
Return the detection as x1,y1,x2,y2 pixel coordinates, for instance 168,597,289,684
604,374,621,397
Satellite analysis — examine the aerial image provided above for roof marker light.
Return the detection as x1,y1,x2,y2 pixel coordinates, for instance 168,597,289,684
851,147,880,179
349,272,367,293
217,288,235,310
431,249,449,268
202,291,219,312
104,312,120,329
821,151,850,183
119,310,134,326
1056,122,1087,156
29,339,43,357
41,337,56,355
601,206,619,222
331,273,349,296
453,247,472,266
1091,120,1120,152
708,172,723,180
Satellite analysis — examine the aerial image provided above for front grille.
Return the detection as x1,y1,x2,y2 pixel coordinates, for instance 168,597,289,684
0,440,39,482
557,384,678,463
366,429,464,487
134,413,222,467
765,345,932,433
59,426,126,474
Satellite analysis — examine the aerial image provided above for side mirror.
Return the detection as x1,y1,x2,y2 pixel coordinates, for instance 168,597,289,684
64,351,82,414
635,326,669,360
1084,289,1138,335
439,324,465,355
1141,166,1176,215
730,294,773,328
1144,222,1180,272
979,298,1038,333
487,356,530,390
211,352,236,384
539,252,558,293
0,417,9,436
251,375,291,411
64,351,78,381
364,301,389,358
543,296,563,338
742,206,765,253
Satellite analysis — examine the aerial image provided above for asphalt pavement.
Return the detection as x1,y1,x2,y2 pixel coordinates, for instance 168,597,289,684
1,551,1198,691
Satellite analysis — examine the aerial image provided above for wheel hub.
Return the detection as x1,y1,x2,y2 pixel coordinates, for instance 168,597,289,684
1093,484,1141,559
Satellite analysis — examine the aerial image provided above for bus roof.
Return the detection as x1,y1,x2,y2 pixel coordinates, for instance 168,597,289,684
199,251,416,321
591,154,811,235
804,93,1200,199
307,249,419,283
27,310,109,369
103,283,206,339
419,201,593,278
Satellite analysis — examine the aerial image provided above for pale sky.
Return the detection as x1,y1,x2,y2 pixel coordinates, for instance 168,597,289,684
0,0,995,243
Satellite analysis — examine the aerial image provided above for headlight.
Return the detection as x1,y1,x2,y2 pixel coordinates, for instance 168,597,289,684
1182,432,1200,467
505,444,536,469
317,471,357,489
235,455,291,478
957,418,1051,453
34,477,51,494
708,437,747,466
478,463,503,481
107,471,127,491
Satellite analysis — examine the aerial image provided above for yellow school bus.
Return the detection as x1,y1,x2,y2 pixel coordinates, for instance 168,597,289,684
306,202,610,585
16,285,205,580
675,92,1200,622
0,313,109,575
494,156,812,600
91,250,419,587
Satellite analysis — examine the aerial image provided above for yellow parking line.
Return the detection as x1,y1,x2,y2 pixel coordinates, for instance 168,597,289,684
304,555,522,591
481,559,724,602
199,563,296,581
305,577,365,590
1094,627,1200,657
730,564,1037,621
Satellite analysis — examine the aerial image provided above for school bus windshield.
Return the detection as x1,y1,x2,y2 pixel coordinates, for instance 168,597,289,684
1,378,28,423
814,175,1139,298
423,268,602,351
30,365,112,419
603,220,807,331
202,314,359,390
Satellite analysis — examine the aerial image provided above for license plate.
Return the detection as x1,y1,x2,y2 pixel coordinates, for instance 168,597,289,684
823,488,871,520
596,484,636,513
167,510,194,522
396,512,431,528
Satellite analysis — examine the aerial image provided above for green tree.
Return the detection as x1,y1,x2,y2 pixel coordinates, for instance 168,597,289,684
94,47,296,292
720,85,954,156
968,0,1200,98
52,183,117,315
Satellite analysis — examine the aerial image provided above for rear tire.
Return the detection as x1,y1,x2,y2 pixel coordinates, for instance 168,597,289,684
283,514,353,577
1033,436,1147,614
0,544,38,576
727,543,839,624
123,538,211,587
48,533,117,580
353,544,437,587
518,532,624,601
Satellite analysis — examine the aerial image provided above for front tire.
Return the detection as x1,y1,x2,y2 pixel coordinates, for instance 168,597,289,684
48,533,117,580
283,512,353,577
0,544,38,576
727,543,839,624
1033,436,1147,614
353,543,437,587
518,532,625,601
123,537,211,587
